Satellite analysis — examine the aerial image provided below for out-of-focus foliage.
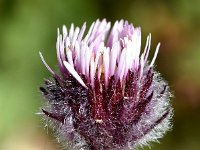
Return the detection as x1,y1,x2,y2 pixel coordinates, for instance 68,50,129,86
0,0,200,150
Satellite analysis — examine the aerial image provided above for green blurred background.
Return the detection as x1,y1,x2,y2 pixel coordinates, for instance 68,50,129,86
0,0,200,150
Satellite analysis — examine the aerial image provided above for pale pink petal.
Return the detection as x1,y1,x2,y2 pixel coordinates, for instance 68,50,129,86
135,27,141,54
74,41,80,70
63,61,87,88
142,34,150,61
69,23,74,41
98,19,107,33
66,49,74,68
150,43,160,67
62,25,68,37
90,55,95,87
59,35,66,62
107,20,119,47
80,43,86,75
116,48,126,80
65,37,70,48
72,27,80,46
103,47,110,87
56,34,63,69
139,53,145,79
85,44,93,79
124,40,133,76
97,21,111,41
117,20,124,34
84,22,95,43
98,64,103,81
78,22,86,42
144,34,151,64
94,42,104,69
109,42,119,77
39,52,61,81
93,33,105,53
87,20,100,44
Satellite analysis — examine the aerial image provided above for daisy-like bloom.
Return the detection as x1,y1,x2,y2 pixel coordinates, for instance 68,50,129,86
39,19,173,150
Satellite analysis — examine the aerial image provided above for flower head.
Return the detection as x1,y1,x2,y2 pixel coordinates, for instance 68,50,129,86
39,19,173,150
